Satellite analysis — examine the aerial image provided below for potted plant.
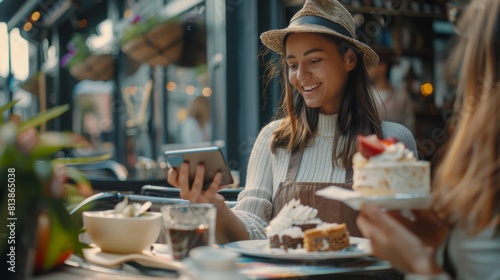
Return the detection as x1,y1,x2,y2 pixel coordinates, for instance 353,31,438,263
61,33,114,81
0,100,109,278
119,14,183,66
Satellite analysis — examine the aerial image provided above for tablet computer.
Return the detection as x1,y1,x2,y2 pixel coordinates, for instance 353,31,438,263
164,146,234,190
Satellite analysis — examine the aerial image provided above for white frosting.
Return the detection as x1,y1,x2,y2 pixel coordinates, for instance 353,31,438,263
265,198,319,237
353,142,430,195
293,218,322,226
353,142,414,166
370,142,414,162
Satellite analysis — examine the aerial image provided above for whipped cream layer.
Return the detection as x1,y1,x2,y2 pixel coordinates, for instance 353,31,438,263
353,142,414,166
265,198,319,238
353,142,430,195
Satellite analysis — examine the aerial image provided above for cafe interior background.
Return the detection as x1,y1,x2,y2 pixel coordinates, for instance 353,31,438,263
0,0,456,193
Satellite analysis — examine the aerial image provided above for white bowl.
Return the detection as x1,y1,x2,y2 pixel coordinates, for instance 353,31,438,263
82,210,162,254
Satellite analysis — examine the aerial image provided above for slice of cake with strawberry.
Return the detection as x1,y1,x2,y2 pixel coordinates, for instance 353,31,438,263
352,134,430,196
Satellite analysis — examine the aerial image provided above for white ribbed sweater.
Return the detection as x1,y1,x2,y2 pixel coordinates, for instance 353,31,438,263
232,114,416,239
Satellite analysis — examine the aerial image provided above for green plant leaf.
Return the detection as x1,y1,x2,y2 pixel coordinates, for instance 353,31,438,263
39,131,90,147
52,153,112,165
29,131,90,159
64,167,91,189
63,167,93,200
30,146,69,159
44,202,87,267
0,99,20,124
18,104,70,132
64,184,88,206
120,16,179,45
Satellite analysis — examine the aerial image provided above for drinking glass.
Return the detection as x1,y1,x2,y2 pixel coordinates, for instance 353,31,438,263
161,204,216,260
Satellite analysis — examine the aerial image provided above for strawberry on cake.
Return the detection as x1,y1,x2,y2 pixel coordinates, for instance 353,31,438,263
353,134,430,196
266,199,350,252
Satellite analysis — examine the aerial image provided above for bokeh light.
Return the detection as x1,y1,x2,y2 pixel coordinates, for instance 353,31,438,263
420,83,433,96
23,22,32,31
202,87,212,97
185,85,195,95
31,12,41,22
166,81,176,91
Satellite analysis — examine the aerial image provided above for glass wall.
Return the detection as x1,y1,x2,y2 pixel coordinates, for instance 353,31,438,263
0,23,38,122
116,0,211,178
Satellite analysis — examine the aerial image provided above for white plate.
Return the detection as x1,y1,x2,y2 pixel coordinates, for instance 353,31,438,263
223,237,371,260
316,186,431,210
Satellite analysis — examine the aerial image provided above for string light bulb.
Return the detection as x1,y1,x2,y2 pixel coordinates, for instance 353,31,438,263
23,22,33,31
420,83,433,96
31,11,41,22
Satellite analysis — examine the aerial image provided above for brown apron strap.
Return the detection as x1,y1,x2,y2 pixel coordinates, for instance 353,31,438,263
285,148,303,182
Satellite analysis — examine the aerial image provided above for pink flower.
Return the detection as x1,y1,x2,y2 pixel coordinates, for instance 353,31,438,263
60,50,76,67
131,14,142,24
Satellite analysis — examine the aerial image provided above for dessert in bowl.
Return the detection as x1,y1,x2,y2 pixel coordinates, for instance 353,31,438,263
82,198,161,254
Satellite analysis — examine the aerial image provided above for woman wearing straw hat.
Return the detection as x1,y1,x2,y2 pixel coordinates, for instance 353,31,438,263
168,0,416,242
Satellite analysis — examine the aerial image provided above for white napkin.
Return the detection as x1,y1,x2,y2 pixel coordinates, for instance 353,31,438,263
82,245,184,271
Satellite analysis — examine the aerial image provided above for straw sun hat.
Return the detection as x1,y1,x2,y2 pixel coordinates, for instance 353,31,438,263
260,0,379,69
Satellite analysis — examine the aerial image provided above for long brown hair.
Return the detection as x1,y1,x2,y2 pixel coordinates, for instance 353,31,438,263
432,0,500,234
262,34,382,168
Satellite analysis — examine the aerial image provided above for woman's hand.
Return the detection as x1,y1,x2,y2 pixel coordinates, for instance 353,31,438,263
386,208,448,250
357,204,447,275
167,162,249,242
167,162,225,205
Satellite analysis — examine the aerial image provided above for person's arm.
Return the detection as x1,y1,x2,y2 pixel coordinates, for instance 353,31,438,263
167,121,277,243
357,204,449,277
211,195,250,243
167,163,250,243
211,119,277,242
213,127,277,242
230,121,277,240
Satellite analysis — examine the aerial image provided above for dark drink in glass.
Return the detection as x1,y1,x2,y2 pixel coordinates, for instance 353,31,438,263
161,204,216,261
167,225,210,260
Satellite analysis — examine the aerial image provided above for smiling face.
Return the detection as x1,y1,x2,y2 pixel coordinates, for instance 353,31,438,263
285,33,357,114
